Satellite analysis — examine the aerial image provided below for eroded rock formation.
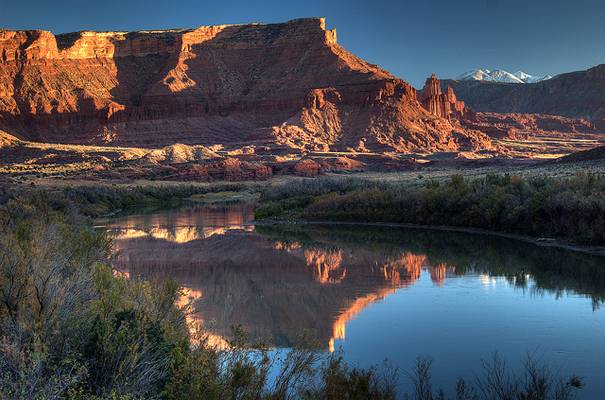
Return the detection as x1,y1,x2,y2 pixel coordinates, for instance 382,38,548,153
418,74,466,120
0,18,491,153
462,112,597,140
0,130,19,148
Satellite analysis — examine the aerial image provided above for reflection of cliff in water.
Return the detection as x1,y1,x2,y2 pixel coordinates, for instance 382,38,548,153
110,217,605,350
112,233,453,350
257,225,605,308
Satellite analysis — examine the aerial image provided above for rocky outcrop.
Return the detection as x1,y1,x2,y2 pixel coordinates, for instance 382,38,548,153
101,156,272,181
271,155,366,177
143,143,219,164
328,156,364,171
555,145,605,163
293,159,323,176
418,74,465,120
0,130,20,148
0,18,491,154
174,158,272,181
462,112,598,139
419,73,605,156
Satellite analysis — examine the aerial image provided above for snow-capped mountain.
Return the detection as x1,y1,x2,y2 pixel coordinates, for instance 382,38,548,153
513,71,553,83
456,69,552,83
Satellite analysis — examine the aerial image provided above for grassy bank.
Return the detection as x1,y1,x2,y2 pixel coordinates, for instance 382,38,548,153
255,172,605,246
0,189,585,399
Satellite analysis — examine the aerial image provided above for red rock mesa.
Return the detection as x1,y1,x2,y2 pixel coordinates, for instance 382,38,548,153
0,18,491,153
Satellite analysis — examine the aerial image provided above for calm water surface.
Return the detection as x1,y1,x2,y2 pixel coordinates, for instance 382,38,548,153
105,204,605,398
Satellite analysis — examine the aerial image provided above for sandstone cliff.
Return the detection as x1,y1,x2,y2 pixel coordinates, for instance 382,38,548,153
0,18,491,153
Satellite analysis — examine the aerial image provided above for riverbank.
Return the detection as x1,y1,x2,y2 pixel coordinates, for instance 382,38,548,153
255,219,605,256
254,172,605,247
3,168,605,247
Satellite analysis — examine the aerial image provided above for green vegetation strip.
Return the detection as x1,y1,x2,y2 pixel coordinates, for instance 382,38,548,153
255,172,605,246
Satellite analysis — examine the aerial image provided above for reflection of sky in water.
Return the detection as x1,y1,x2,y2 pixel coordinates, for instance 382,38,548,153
107,204,605,398
334,271,604,397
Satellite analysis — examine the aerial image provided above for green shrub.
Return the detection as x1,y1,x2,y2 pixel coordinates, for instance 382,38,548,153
257,172,605,245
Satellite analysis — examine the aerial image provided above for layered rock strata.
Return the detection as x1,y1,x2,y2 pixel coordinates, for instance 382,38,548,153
0,18,491,153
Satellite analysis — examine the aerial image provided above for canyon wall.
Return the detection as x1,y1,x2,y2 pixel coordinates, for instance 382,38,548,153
0,18,490,153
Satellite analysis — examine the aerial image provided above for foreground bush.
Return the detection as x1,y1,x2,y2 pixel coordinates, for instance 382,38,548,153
256,172,605,245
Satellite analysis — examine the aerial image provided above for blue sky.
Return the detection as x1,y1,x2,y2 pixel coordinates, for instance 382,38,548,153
1,0,604,86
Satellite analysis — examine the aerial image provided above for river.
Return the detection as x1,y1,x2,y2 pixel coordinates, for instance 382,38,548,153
103,203,605,398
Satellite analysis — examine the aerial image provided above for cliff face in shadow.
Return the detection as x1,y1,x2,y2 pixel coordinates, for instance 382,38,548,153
0,18,491,153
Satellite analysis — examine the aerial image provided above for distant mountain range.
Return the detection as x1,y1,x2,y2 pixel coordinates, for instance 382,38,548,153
443,64,605,127
455,69,552,84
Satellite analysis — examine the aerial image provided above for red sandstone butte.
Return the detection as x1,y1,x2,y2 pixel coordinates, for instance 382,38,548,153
0,18,492,154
